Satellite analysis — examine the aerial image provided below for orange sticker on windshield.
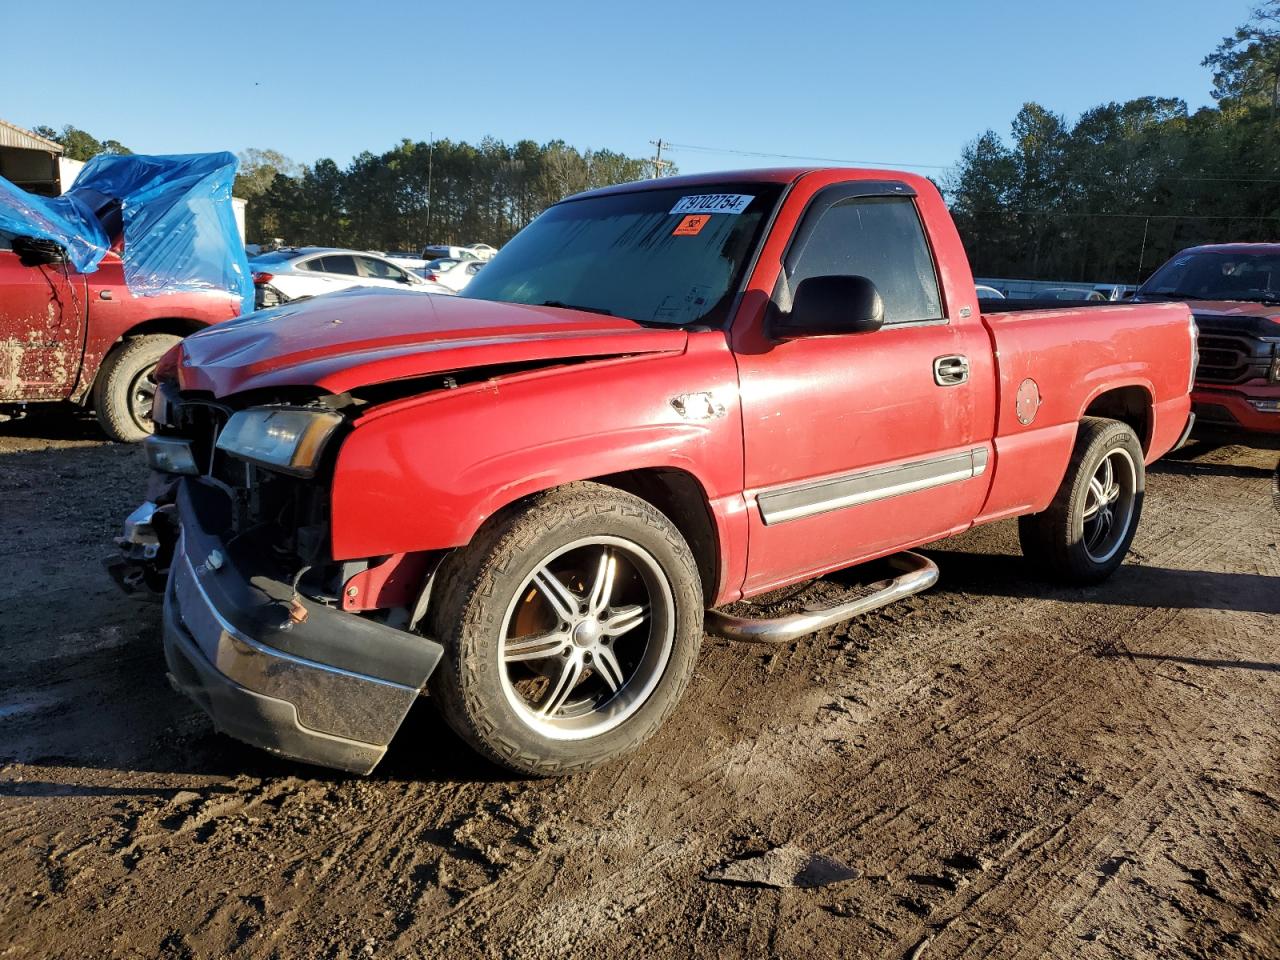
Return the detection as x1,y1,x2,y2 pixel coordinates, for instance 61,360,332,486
672,214,711,236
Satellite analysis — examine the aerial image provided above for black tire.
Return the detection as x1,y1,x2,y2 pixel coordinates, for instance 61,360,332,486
427,482,704,776
93,334,180,443
1019,416,1145,585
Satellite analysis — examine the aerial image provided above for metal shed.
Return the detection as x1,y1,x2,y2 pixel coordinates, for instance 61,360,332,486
0,118,81,195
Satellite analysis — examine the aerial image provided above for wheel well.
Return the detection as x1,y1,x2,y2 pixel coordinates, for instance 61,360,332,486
1084,386,1152,452
588,468,719,600
118,317,208,343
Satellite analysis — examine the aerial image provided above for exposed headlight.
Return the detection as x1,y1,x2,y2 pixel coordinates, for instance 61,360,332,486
1269,354,1279,384
216,408,343,478
144,436,199,475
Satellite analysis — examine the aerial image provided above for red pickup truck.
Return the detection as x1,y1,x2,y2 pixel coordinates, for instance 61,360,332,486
114,167,1195,776
1132,243,1280,443
0,231,241,441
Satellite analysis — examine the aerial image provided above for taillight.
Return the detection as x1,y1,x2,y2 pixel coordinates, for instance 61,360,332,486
425,273,439,281
252,271,273,285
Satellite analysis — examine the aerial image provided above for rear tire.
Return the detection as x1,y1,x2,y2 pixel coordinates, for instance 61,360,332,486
427,482,703,777
93,334,180,443
1018,417,1145,585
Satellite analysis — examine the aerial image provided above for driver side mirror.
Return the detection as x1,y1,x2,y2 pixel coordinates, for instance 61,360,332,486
772,274,885,339
11,236,69,268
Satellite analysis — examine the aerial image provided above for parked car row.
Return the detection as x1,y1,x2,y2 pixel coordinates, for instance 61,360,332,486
250,244,494,307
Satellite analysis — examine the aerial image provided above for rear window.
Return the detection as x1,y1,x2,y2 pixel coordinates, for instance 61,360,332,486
250,250,305,264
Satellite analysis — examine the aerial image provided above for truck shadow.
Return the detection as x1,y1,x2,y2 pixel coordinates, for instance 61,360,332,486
923,548,1280,617
0,404,107,442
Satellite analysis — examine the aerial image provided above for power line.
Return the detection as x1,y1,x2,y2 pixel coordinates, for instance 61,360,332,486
967,209,1280,221
663,141,951,171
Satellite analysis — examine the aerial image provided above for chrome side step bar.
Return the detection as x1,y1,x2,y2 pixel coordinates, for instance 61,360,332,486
705,551,939,645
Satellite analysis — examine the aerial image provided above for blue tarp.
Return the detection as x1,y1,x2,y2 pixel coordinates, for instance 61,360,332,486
0,152,251,314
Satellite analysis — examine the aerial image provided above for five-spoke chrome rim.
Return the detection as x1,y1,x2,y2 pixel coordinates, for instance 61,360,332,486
498,536,674,740
129,365,158,432
1082,448,1137,563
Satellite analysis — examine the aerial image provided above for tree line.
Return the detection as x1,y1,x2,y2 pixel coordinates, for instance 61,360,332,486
947,2,1280,284
234,139,655,251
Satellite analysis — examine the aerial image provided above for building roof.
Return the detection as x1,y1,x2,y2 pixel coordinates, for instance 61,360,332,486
0,118,63,154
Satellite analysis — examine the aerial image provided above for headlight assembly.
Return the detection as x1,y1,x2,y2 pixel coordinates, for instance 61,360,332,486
215,407,343,478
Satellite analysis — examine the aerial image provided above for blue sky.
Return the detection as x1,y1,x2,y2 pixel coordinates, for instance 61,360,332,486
3,0,1251,177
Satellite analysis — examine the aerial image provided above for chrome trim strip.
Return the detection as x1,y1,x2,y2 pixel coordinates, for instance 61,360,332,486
758,447,989,525
706,551,939,644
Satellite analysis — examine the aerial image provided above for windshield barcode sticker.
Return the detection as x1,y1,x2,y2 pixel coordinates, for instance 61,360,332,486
669,194,754,216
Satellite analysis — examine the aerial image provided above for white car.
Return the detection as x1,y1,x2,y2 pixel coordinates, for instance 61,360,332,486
250,247,432,307
975,284,1005,300
419,257,487,293
462,243,498,261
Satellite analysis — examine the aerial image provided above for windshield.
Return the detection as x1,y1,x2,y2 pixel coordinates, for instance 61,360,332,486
462,182,785,326
1139,250,1280,303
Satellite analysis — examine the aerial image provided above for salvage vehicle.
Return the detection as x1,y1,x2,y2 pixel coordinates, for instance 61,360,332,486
0,152,249,441
0,232,241,441
1133,243,1280,444
112,167,1196,776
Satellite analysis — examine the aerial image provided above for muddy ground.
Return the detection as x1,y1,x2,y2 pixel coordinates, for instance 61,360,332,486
0,410,1277,959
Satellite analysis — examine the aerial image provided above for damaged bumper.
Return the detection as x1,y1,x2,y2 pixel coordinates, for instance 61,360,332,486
155,480,442,774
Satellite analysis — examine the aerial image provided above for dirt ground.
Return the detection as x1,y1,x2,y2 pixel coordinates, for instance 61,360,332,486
0,410,1277,960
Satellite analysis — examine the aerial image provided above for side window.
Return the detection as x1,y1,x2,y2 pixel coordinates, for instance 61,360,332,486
788,196,942,324
298,257,325,272
357,256,405,281
323,255,359,276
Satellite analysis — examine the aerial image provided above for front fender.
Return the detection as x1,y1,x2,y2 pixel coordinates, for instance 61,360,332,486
328,341,746,591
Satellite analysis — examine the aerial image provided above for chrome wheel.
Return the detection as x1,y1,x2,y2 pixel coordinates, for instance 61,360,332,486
1082,448,1137,563
128,365,157,433
498,536,674,741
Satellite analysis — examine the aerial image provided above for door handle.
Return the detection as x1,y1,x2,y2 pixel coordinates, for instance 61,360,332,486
933,355,969,386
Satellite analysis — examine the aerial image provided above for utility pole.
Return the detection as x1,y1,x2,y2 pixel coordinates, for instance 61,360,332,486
426,131,434,242
649,139,672,179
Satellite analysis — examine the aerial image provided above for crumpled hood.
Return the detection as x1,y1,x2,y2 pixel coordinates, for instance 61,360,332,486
176,287,688,397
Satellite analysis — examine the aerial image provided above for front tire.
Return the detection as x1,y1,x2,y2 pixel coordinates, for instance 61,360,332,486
1019,417,1145,584
92,334,180,442
427,483,704,776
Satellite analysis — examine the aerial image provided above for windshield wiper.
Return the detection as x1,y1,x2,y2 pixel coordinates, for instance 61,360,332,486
539,300,613,316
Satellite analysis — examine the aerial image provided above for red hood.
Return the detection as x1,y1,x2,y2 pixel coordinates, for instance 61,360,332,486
1183,300,1280,323
175,288,688,397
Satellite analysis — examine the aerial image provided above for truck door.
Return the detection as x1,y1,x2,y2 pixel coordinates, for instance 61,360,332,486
0,240,85,401
732,181,995,595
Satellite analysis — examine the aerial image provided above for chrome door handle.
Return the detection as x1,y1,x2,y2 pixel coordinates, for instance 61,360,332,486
933,355,969,386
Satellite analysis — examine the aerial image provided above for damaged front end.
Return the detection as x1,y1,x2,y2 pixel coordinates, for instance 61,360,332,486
107,378,444,774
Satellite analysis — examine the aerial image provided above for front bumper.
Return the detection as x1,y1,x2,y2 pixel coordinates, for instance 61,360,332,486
1192,385,1280,442
160,480,443,774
